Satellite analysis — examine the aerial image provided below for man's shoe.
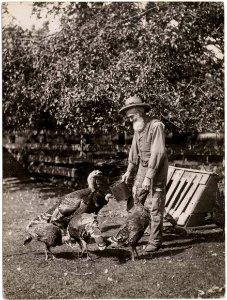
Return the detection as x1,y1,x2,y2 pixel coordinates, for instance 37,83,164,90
144,244,161,252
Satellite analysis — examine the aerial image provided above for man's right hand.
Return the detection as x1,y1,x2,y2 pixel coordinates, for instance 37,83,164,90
121,171,131,184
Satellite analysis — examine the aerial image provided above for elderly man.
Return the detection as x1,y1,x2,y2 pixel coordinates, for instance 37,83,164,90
119,95,169,252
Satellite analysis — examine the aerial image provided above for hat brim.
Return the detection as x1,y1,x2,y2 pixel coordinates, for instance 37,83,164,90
119,103,151,114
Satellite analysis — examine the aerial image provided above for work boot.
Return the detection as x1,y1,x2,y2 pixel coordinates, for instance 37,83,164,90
144,243,161,252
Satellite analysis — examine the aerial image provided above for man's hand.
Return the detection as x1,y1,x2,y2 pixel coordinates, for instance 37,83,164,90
121,171,131,184
142,177,151,191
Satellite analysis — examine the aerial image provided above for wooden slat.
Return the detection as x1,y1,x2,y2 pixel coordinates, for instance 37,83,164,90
171,173,203,221
28,154,81,164
172,173,197,219
27,143,82,151
167,171,195,215
6,142,129,154
166,169,184,206
165,166,214,175
29,165,78,178
87,151,119,157
199,174,210,185
167,166,175,185
166,177,187,213
172,172,196,211
177,184,206,226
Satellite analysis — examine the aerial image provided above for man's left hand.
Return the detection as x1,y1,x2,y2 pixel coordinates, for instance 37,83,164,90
142,177,151,191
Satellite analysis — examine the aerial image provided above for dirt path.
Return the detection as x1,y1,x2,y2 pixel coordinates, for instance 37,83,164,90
2,176,225,299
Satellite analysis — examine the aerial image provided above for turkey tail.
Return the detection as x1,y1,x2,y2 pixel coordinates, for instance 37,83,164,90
23,235,33,246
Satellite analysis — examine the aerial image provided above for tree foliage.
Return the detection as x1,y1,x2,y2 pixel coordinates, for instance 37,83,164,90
3,2,224,134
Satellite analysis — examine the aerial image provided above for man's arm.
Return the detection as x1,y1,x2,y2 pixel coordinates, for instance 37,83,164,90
122,134,139,183
146,121,166,179
143,122,166,189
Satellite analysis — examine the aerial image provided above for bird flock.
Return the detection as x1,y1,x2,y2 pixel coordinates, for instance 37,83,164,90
24,170,151,261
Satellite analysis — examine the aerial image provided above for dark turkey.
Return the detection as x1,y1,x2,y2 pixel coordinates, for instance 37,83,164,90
24,223,63,260
108,203,151,261
50,170,110,228
23,170,111,261
67,212,106,260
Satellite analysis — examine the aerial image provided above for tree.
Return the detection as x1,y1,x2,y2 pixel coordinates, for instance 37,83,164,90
3,2,224,134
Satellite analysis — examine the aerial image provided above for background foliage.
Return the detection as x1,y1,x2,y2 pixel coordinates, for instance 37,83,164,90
3,2,224,134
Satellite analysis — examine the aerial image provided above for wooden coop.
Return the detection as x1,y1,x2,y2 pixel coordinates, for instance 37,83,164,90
165,166,220,227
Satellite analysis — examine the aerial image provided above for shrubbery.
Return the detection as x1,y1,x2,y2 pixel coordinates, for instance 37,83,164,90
3,2,224,134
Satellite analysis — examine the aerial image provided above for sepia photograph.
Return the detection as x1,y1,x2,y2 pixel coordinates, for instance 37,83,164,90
2,1,225,299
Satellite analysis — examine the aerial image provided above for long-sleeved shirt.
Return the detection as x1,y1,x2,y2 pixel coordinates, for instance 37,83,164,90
127,117,168,188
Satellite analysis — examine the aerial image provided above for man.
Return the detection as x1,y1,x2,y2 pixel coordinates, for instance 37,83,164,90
119,95,170,252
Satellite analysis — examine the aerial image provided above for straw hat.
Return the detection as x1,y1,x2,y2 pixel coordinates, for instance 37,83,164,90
119,96,151,114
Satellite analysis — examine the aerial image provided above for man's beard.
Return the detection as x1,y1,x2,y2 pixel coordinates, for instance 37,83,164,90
133,118,145,132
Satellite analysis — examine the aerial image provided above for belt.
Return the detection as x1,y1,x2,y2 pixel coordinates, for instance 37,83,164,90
140,158,149,167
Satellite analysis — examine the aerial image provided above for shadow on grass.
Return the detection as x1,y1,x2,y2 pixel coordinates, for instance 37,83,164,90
47,249,132,265
184,229,224,243
15,230,224,265
91,245,190,263
139,246,191,260
91,248,133,263
96,229,225,263
4,179,74,199
54,251,79,260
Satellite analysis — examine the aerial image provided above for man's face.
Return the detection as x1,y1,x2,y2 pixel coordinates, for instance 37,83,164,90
126,109,145,132
126,112,139,123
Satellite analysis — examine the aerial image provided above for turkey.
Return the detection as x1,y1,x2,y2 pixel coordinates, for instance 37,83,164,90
24,170,111,260
50,170,110,228
24,223,63,260
108,203,151,261
67,212,106,260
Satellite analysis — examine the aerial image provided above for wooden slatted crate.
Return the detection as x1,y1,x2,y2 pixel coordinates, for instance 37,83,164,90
28,164,78,178
165,166,219,227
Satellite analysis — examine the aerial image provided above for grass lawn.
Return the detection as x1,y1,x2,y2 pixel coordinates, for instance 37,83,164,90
3,177,225,299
